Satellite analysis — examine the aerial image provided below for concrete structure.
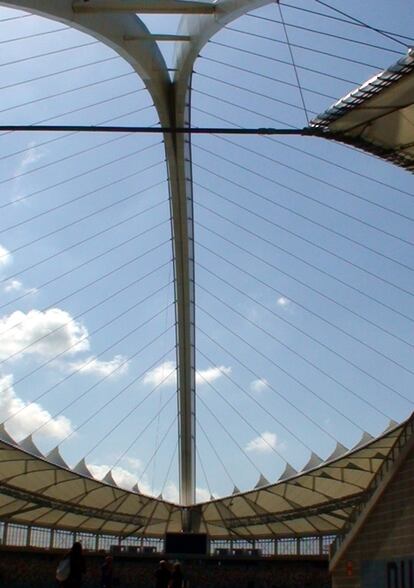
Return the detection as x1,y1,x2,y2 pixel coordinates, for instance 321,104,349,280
330,418,414,587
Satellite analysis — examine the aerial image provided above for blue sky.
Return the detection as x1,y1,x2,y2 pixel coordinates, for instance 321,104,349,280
0,0,413,502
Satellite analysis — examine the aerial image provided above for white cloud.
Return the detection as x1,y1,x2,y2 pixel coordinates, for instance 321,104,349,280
0,373,73,441
0,245,11,268
3,278,37,296
143,361,232,390
148,481,210,503
4,279,22,292
250,378,269,393
122,456,142,471
89,463,138,490
246,431,285,454
143,360,177,388
196,486,211,503
156,482,210,503
196,366,231,385
161,482,210,503
87,458,209,503
277,296,290,307
163,481,179,502
0,308,89,361
11,143,47,204
68,354,129,378
15,142,43,175
88,459,155,495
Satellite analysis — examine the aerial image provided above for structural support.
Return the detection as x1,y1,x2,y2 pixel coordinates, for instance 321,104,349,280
72,0,215,14
1,0,284,519
161,86,197,508
0,125,308,135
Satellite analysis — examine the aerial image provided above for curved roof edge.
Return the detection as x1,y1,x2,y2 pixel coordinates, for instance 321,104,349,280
198,415,411,505
0,414,411,538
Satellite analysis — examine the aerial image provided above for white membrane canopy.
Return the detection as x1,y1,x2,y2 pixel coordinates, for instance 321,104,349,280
311,52,414,172
0,415,411,538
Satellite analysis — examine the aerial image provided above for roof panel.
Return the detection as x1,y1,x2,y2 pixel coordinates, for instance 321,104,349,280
311,51,414,172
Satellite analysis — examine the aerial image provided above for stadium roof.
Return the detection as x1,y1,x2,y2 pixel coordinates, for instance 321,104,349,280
311,50,414,172
0,0,413,540
0,413,411,538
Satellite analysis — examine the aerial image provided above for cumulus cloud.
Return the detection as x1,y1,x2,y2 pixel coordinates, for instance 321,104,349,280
163,481,179,502
143,360,177,388
196,486,211,503
15,142,43,175
68,354,129,378
3,278,37,296
277,296,290,308
88,459,209,503
160,482,210,503
122,456,142,471
143,361,231,389
245,431,284,454
4,279,23,292
89,460,154,495
0,373,73,441
89,464,138,490
250,378,269,393
11,142,47,204
196,366,231,385
0,308,89,361
0,245,11,268
0,307,128,380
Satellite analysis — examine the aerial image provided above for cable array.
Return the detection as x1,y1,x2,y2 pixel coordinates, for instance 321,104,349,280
277,2,413,43
0,0,412,502
224,25,383,70
191,1,413,493
246,13,404,55
312,0,409,48
206,41,360,86
197,57,338,100
0,12,182,500
4,302,174,427
193,146,414,294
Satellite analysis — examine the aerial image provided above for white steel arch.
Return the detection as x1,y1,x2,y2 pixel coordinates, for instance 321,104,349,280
0,0,279,517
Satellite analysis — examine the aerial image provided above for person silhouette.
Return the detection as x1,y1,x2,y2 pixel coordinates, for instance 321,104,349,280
101,555,113,588
155,560,171,588
61,542,86,588
170,562,183,588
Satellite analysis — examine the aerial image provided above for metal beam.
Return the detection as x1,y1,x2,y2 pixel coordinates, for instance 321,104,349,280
223,495,365,529
0,125,309,135
73,0,215,14
0,484,149,527
163,106,197,510
124,34,191,41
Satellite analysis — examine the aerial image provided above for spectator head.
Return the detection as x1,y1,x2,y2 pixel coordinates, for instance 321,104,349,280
72,542,83,555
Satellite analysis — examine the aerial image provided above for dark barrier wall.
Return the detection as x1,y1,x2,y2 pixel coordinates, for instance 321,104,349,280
0,548,330,588
331,447,414,588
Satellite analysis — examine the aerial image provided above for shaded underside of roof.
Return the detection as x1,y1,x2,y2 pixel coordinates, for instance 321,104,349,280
310,51,414,172
0,415,411,539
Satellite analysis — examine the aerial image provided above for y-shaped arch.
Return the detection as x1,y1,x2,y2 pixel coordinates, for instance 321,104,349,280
0,0,276,517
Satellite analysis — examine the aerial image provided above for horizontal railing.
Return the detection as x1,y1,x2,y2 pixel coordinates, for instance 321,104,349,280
0,522,334,557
